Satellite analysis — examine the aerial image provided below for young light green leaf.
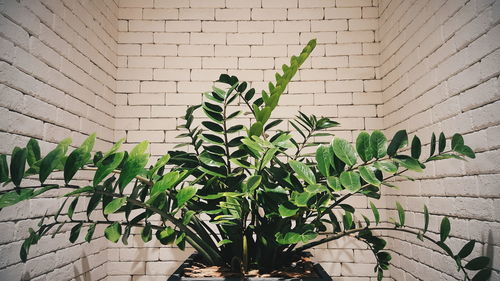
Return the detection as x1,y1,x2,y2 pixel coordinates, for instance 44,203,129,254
370,202,380,225
396,202,405,226
339,171,361,192
182,210,196,225
356,132,373,162
289,160,316,185
278,203,299,217
411,135,421,159
105,222,122,243
440,216,450,242
332,138,357,167
93,152,125,187
326,176,342,192
118,141,149,191
315,145,332,177
217,239,233,247
370,130,387,159
103,197,127,215
176,186,198,208
148,154,170,178
11,147,27,187
151,171,180,197
64,134,95,184
387,130,408,157
249,122,264,137
359,166,381,186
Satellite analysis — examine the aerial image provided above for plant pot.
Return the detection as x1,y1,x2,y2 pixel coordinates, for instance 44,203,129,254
168,253,332,281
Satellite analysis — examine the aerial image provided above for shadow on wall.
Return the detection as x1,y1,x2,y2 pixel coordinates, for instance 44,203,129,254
74,255,90,281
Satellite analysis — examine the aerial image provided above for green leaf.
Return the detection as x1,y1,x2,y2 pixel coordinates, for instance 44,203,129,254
471,268,492,281
203,108,224,123
0,154,9,182
454,145,475,158
332,138,357,166
316,145,332,177
64,134,96,184
93,152,125,187
182,210,196,225
451,133,464,149
0,189,32,208
387,130,408,156
339,171,361,192
64,186,93,197
343,211,353,229
326,176,342,192
199,152,225,167
10,147,27,187
278,203,299,217
151,171,181,197
105,222,122,243
203,102,223,113
423,205,429,233
438,132,446,153
202,121,224,133
396,202,405,226
457,240,475,259
148,154,170,178
370,130,387,159
142,223,152,242
245,175,262,193
359,166,381,186
69,222,83,243
87,192,102,218
264,119,283,131
465,256,490,270
440,216,450,242
85,223,96,243
394,155,423,172
26,139,41,167
68,197,78,219
289,160,316,185
370,202,380,225
103,197,127,215
227,125,244,133
430,133,436,156
249,122,264,137
176,186,197,208
201,134,224,145
217,239,233,247
411,136,421,159
40,145,66,184
118,141,149,191
356,132,373,162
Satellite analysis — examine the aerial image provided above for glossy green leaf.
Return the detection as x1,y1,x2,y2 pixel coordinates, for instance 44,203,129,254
0,185,56,209
454,145,475,158
65,134,96,184
26,139,41,167
69,222,83,243
332,138,357,167
411,136,421,159
465,256,490,270
343,211,353,229
315,145,332,177
326,176,342,191
199,152,225,167
370,202,380,225
438,132,446,153
356,132,373,162
176,186,198,208
151,171,180,197
104,197,127,215
203,108,224,123
202,121,224,133
289,160,316,185
423,205,429,233
440,216,450,242
451,133,464,149
182,210,196,225
148,154,170,178
87,192,102,218
339,171,361,192
394,155,423,172
227,125,244,133
244,88,255,100
118,141,149,191
141,223,152,242
68,197,78,219
471,268,491,281
245,175,262,193
387,130,408,157
359,166,381,186
370,130,387,159
105,222,122,243
278,203,299,217
201,134,224,145
0,154,9,183
93,152,125,187
85,223,96,243
457,240,475,259
430,133,436,156
249,122,263,137
203,102,223,113
40,145,66,184
11,147,27,187
264,119,283,131
396,202,405,226
217,239,233,247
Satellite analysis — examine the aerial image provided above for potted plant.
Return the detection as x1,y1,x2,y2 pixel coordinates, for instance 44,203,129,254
0,39,492,281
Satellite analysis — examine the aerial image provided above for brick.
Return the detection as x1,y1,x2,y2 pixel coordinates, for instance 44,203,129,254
164,20,201,32
129,20,165,32
239,58,274,69
140,118,177,130
118,32,154,43
275,21,310,32
177,82,212,93
190,0,225,8
166,93,203,104
129,93,165,105
190,33,226,44
128,56,164,68
311,20,348,31
146,261,180,275
121,0,153,8
226,0,261,8
215,45,250,56
262,0,297,8
141,44,177,56
153,69,191,81
349,55,379,67
362,6,378,18
314,92,353,104
116,118,139,130
154,32,190,44
117,68,153,80
336,0,372,7
140,81,177,92
154,0,189,8
288,81,325,93
178,45,214,56
300,69,337,80
152,105,188,117
164,57,202,68
202,21,238,32
202,57,238,69
116,106,150,118
338,67,374,79
118,44,141,55
238,21,274,32
179,8,214,20
311,56,349,68
252,8,287,20
251,46,287,57
299,0,335,7
216,9,251,20
263,33,300,45
227,33,262,45
191,69,226,81
0,13,29,50
288,8,324,20
143,8,179,19
337,31,374,43
326,80,363,92
326,43,362,55
300,32,337,44
128,131,164,143
325,8,362,19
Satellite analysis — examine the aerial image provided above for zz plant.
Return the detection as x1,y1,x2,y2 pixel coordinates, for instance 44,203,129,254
0,39,491,281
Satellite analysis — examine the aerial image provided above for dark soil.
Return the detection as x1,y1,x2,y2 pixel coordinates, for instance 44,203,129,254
182,255,319,279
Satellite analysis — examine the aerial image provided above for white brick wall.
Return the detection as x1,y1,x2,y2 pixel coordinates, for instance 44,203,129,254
0,0,118,280
379,0,500,280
